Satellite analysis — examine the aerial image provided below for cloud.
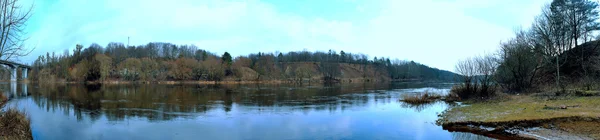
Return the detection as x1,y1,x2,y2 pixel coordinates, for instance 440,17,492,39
23,0,545,71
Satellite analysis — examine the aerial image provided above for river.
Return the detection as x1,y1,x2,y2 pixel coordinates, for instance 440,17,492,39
1,82,491,140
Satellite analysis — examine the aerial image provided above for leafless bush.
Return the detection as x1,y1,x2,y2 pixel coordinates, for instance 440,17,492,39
453,54,498,100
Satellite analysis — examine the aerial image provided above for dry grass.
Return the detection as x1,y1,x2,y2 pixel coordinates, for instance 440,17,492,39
443,92,461,102
0,108,32,140
439,94,600,139
441,95,600,123
556,121,600,139
400,91,442,104
0,93,6,107
0,93,32,140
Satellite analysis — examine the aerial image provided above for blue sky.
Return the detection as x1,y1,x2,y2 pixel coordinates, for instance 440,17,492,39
20,0,548,72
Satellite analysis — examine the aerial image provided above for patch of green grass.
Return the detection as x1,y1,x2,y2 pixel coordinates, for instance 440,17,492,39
443,95,600,123
575,90,600,96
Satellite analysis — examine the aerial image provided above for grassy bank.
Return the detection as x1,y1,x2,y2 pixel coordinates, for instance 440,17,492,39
438,93,600,139
0,94,32,140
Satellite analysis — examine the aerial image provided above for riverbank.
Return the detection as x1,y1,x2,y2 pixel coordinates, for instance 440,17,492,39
0,93,32,140
28,78,394,85
438,93,600,139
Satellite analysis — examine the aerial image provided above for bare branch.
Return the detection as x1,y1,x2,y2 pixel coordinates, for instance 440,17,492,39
0,0,33,61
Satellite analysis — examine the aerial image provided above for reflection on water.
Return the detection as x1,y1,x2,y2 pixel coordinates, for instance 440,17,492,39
452,132,494,140
0,82,489,140
400,101,439,113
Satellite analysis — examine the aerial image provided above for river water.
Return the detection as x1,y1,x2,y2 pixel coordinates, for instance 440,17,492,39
1,82,491,140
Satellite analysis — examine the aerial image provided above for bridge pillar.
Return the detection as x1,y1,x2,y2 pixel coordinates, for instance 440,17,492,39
22,67,27,80
10,65,16,82
11,81,16,97
21,83,27,96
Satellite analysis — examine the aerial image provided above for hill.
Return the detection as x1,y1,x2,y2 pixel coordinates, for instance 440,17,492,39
22,42,459,83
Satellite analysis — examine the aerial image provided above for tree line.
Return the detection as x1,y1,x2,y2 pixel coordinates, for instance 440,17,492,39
453,0,600,99
25,42,457,83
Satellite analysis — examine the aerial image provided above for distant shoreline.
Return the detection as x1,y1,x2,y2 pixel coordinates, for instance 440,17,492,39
21,79,398,85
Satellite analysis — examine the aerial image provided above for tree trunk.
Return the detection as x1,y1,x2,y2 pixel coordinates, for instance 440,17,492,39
556,56,560,92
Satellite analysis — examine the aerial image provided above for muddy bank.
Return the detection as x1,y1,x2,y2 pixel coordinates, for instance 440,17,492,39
440,113,600,139
436,93,600,139
442,124,535,140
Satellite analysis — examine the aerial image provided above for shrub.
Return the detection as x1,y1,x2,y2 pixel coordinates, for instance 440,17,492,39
0,108,32,140
400,91,441,104
0,93,6,106
450,84,497,101
453,55,498,100
118,58,142,81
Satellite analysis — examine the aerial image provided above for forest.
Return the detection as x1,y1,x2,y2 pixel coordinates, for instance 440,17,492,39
452,0,600,98
19,42,458,83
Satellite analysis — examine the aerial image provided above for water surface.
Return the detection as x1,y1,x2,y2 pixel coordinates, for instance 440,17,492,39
1,82,490,140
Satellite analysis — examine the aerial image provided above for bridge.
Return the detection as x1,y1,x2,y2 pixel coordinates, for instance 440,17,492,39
0,60,30,81
1,82,28,100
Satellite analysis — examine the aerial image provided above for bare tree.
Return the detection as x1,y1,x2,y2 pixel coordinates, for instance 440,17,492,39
475,54,498,97
0,0,33,60
496,30,543,92
454,54,499,98
530,0,600,91
455,58,476,84
454,57,478,98
532,4,572,90
550,0,600,48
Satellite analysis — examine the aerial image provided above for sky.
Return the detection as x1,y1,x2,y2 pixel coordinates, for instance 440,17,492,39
19,0,549,72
